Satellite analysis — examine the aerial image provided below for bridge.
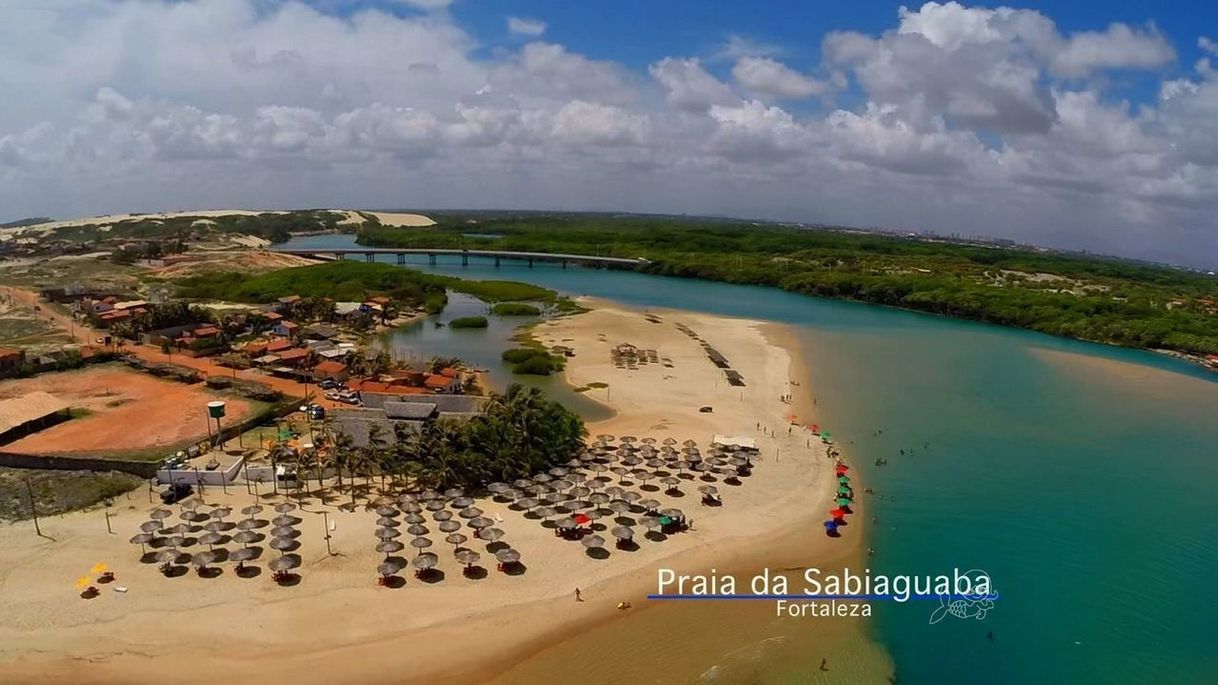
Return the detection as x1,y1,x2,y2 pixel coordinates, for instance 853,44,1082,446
273,247,648,269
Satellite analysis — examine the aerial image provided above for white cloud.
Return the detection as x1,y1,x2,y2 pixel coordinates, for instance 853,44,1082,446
732,57,827,100
649,57,738,112
507,16,547,37
0,0,1216,266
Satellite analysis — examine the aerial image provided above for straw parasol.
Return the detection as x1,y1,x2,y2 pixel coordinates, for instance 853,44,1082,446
271,525,295,538
231,547,257,564
588,492,611,505
548,466,569,478
445,532,468,547
404,513,426,524
129,532,154,553
487,482,510,494
604,485,625,498
409,537,433,550
140,520,162,533
467,516,494,530
378,560,404,577
698,485,719,495
233,530,259,546
512,478,532,490
638,498,660,510
419,489,440,501
150,508,173,520
608,500,630,514
639,515,659,530
209,506,232,520
375,527,402,540
376,516,400,528
406,524,430,537
662,437,677,446
272,515,298,527
199,532,223,549
425,500,446,512
458,506,483,519
556,517,577,530
451,496,474,509
269,537,295,552
516,497,539,511
237,519,259,531
438,520,461,533
192,550,216,570
432,510,454,522
274,502,297,513
661,476,680,489
531,473,552,484
166,534,187,548
241,505,263,516
597,434,615,442
581,534,606,549
156,549,180,565
375,506,398,518
455,549,481,566
479,527,505,542
621,491,642,504
611,526,634,540
660,508,683,519
495,548,521,564
443,487,464,499
412,552,439,570
535,506,556,520
402,503,423,514
569,486,591,499
269,556,299,573
376,540,405,555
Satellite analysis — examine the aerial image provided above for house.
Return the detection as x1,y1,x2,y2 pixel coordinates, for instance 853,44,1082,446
192,325,221,338
423,374,457,393
261,311,283,323
276,348,310,366
0,347,25,372
272,321,299,338
304,324,340,340
266,339,293,353
97,310,131,327
242,341,269,358
312,360,348,381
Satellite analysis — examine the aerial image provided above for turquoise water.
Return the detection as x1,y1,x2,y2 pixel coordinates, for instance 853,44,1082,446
283,236,1218,683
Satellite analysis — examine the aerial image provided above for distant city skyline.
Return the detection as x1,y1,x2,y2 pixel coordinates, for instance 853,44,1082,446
2,1,1217,268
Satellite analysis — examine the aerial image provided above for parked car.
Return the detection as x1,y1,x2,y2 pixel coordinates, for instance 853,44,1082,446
318,379,339,390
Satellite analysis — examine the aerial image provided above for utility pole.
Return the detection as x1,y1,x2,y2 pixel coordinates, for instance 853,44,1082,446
24,476,41,537
322,511,334,555
104,509,114,534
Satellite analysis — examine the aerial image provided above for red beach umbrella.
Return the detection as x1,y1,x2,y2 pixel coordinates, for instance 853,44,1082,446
573,513,590,525
830,508,846,519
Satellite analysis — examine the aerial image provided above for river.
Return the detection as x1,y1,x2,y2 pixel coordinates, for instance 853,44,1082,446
281,235,1218,684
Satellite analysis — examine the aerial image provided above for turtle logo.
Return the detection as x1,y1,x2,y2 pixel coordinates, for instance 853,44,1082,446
928,569,997,625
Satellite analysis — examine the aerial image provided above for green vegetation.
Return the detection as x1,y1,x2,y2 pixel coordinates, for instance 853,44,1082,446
315,384,585,489
44,210,361,245
501,347,565,375
491,302,542,316
174,261,558,314
449,316,488,329
360,214,1218,357
0,467,142,521
0,217,52,229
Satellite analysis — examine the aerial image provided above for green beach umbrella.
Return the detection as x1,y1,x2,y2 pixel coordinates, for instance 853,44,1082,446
837,486,852,495
836,497,852,506
659,515,672,526
838,475,850,484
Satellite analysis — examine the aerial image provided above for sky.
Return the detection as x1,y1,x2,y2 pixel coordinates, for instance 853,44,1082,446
2,1,1217,267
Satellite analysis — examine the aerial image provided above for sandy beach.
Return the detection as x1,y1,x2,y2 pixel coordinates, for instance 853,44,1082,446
0,300,851,684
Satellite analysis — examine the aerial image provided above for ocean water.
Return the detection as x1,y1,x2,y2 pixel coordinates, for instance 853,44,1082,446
283,237,1218,683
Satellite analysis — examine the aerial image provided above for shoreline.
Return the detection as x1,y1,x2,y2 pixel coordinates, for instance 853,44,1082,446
0,298,888,684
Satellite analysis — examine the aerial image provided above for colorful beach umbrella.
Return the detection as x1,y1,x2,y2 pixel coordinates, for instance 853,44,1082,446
822,521,837,530
836,497,852,506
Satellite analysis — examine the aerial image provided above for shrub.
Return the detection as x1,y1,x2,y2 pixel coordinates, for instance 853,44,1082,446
491,303,541,316
449,316,488,329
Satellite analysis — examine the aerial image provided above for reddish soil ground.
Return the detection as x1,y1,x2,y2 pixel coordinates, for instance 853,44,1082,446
0,367,254,456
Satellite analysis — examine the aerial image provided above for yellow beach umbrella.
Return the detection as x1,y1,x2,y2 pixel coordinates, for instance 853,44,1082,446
91,562,108,575
75,576,91,590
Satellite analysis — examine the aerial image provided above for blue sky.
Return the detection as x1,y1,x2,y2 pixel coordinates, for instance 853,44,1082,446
2,0,1217,266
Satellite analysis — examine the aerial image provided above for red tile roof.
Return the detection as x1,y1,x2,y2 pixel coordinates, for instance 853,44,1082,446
266,339,292,352
277,348,309,361
424,374,455,389
313,360,347,375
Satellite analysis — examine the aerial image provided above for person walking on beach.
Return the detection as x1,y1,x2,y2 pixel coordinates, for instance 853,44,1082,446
820,658,828,671
575,587,583,602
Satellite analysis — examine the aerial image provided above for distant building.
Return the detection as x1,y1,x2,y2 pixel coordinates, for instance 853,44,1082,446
0,347,25,372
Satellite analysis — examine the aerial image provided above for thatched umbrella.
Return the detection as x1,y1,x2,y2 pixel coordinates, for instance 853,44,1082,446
455,549,481,566
487,482,510,495
639,515,660,531
697,485,719,496
535,505,556,521
180,510,207,525
641,437,657,445
608,500,630,514
402,503,423,514
443,487,464,499
199,532,223,549
376,516,400,528
412,552,438,571
237,518,259,531
150,508,173,520
378,560,404,577
432,509,454,522
611,526,634,540
271,525,296,538
495,548,520,564
621,491,642,504
610,467,629,483
638,498,660,511
512,478,532,491
544,492,566,504
548,466,569,478
269,537,295,552
140,520,163,533
467,516,494,530
375,506,398,518
233,530,259,546
209,506,232,521
646,458,665,470
451,496,474,509
581,534,606,549
515,497,539,511
404,513,426,525
661,476,680,490
588,492,611,505
240,505,263,517
129,532,154,554
555,517,577,530
192,550,216,571
409,537,433,551
596,434,615,442
569,486,591,499
375,527,402,540
425,500,446,512
478,527,505,542
272,515,298,527
662,438,677,446
438,520,461,533
531,473,552,484
621,457,641,468
269,556,299,573
373,495,395,507
166,534,187,548
660,508,684,519
231,547,258,566
274,502,297,513
398,493,419,505
458,506,483,519
156,549,180,565
419,489,440,501
565,499,590,511
445,532,468,548
406,523,430,537
376,540,405,557
566,457,584,469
